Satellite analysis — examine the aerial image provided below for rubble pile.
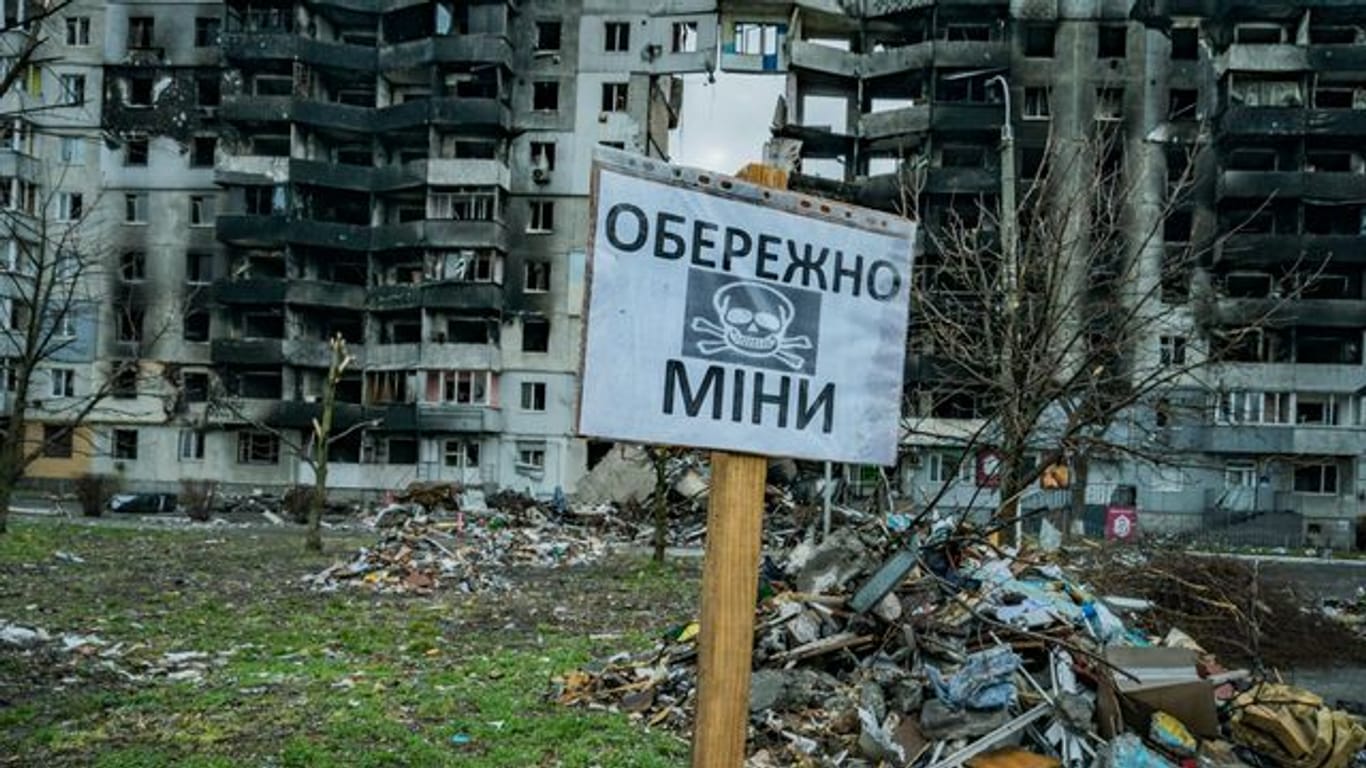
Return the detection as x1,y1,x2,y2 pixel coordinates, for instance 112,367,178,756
1082,552,1366,668
554,526,1366,767
1322,589,1366,641
301,506,612,595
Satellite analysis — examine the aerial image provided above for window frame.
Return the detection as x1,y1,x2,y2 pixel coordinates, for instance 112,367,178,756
519,380,547,412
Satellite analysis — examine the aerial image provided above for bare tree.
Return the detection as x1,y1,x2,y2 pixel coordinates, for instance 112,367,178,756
0,172,119,532
899,123,1299,541
211,334,376,552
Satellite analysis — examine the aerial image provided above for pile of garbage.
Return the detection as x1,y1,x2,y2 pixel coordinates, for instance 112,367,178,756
301,505,613,595
1323,588,1366,641
554,524,1366,767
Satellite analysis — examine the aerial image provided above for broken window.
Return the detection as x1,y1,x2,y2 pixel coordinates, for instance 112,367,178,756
940,144,986,168
128,17,154,49
59,74,84,104
178,430,205,461
431,249,500,282
601,82,628,112
50,368,75,398
1293,464,1338,494
128,77,153,106
604,21,630,52
527,201,554,233
1306,150,1360,173
197,77,220,107
195,16,220,47
1171,27,1198,60
65,16,90,45
1229,75,1303,108
189,195,215,226
442,317,490,344
43,425,73,458
532,81,559,111
733,22,779,56
125,137,148,167
1164,211,1193,243
524,261,550,292
1228,147,1278,172
237,431,279,465
1295,395,1336,425
1160,335,1187,366
183,311,210,342
1295,329,1362,364
182,371,209,403
56,192,82,222
530,141,556,172
1235,24,1286,45
1169,88,1198,120
518,445,546,469
117,309,144,343
428,370,491,405
522,318,549,352
672,21,698,53
242,309,283,338
1313,84,1365,110
1098,24,1126,58
1095,88,1123,121
520,381,547,411
191,136,216,168
187,252,214,284
535,21,561,52
1022,23,1055,57
1305,203,1362,235
245,185,286,216
428,187,499,221
1309,25,1361,44
113,429,138,460
1023,87,1050,120
120,251,145,281
444,440,479,469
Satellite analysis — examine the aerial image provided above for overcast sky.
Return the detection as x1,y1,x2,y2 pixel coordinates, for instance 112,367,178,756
671,73,785,174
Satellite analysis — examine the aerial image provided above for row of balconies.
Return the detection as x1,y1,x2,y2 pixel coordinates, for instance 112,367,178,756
222,31,513,71
216,214,509,252
788,38,1008,80
1218,169,1366,200
210,336,501,370
213,276,504,312
1219,106,1366,137
219,95,511,134
218,397,502,433
1215,233,1366,266
1167,422,1365,456
215,157,510,194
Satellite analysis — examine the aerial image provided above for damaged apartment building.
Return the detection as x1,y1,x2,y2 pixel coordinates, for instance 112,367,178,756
721,0,1366,540
3,0,713,496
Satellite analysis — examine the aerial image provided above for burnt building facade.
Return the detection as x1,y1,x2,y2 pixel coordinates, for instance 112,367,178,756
715,0,1366,539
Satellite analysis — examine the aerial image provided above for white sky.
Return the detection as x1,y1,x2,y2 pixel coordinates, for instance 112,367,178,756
670,72,785,174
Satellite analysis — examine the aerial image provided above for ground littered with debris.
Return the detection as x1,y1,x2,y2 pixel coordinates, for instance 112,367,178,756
557,522,1366,768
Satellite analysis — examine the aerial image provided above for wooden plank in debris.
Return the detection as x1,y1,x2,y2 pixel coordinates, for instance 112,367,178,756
769,632,874,665
1240,704,1315,758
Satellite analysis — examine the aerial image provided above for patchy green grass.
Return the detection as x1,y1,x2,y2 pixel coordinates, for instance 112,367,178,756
0,520,698,767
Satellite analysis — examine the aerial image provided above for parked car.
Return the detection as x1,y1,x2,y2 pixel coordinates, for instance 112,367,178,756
107,493,179,514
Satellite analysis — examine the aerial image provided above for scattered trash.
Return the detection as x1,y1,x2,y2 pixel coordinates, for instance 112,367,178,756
52,550,85,564
553,513,1366,767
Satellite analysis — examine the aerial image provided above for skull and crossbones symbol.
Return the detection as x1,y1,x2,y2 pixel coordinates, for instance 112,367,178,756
689,281,813,370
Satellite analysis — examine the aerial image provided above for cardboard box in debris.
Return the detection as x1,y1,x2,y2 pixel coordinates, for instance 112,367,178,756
554,524,1366,768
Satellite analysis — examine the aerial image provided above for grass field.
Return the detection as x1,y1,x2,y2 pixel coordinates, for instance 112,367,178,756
0,519,700,767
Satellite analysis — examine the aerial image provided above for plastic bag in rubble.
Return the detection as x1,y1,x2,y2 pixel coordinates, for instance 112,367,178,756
1101,734,1175,768
925,646,1021,711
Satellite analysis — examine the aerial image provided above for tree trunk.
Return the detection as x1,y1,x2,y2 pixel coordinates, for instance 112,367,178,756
1066,453,1089,541
307,461,326,553
0,378,32,536
0,483,10,534
652,454,668,564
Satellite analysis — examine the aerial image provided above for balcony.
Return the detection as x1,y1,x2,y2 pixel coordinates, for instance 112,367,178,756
1307,45,1366,72
0,150,42,182
370,219,509,251
1220,106,1366,137
289,159,374,192
287,219,371,251
220,94,292,123
924,167,997,194
932,103,1003,132
217,214,289,247
211,338,285,365
367,343,421,369
266,400,373,429
215,277,288,305
374,98,511,133
1219,169,1366,200
422,281,504,310
1169,424,1365,456
859,105,931,141
1211,298,1366,328
379,34,513,70
933,40,1008,69
1216,233,1366,267
415,402,502,433
216,155,290,186
221,32,297,61
288,280,366,308
292,99,373,133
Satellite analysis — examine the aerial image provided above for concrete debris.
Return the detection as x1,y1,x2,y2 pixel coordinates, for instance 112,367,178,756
573,445,657,507
553,517,1366,768
0,619,240,685
303,506,611,595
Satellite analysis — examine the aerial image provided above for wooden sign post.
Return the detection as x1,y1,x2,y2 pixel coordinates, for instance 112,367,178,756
691,164,787,767
576,149,915,767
